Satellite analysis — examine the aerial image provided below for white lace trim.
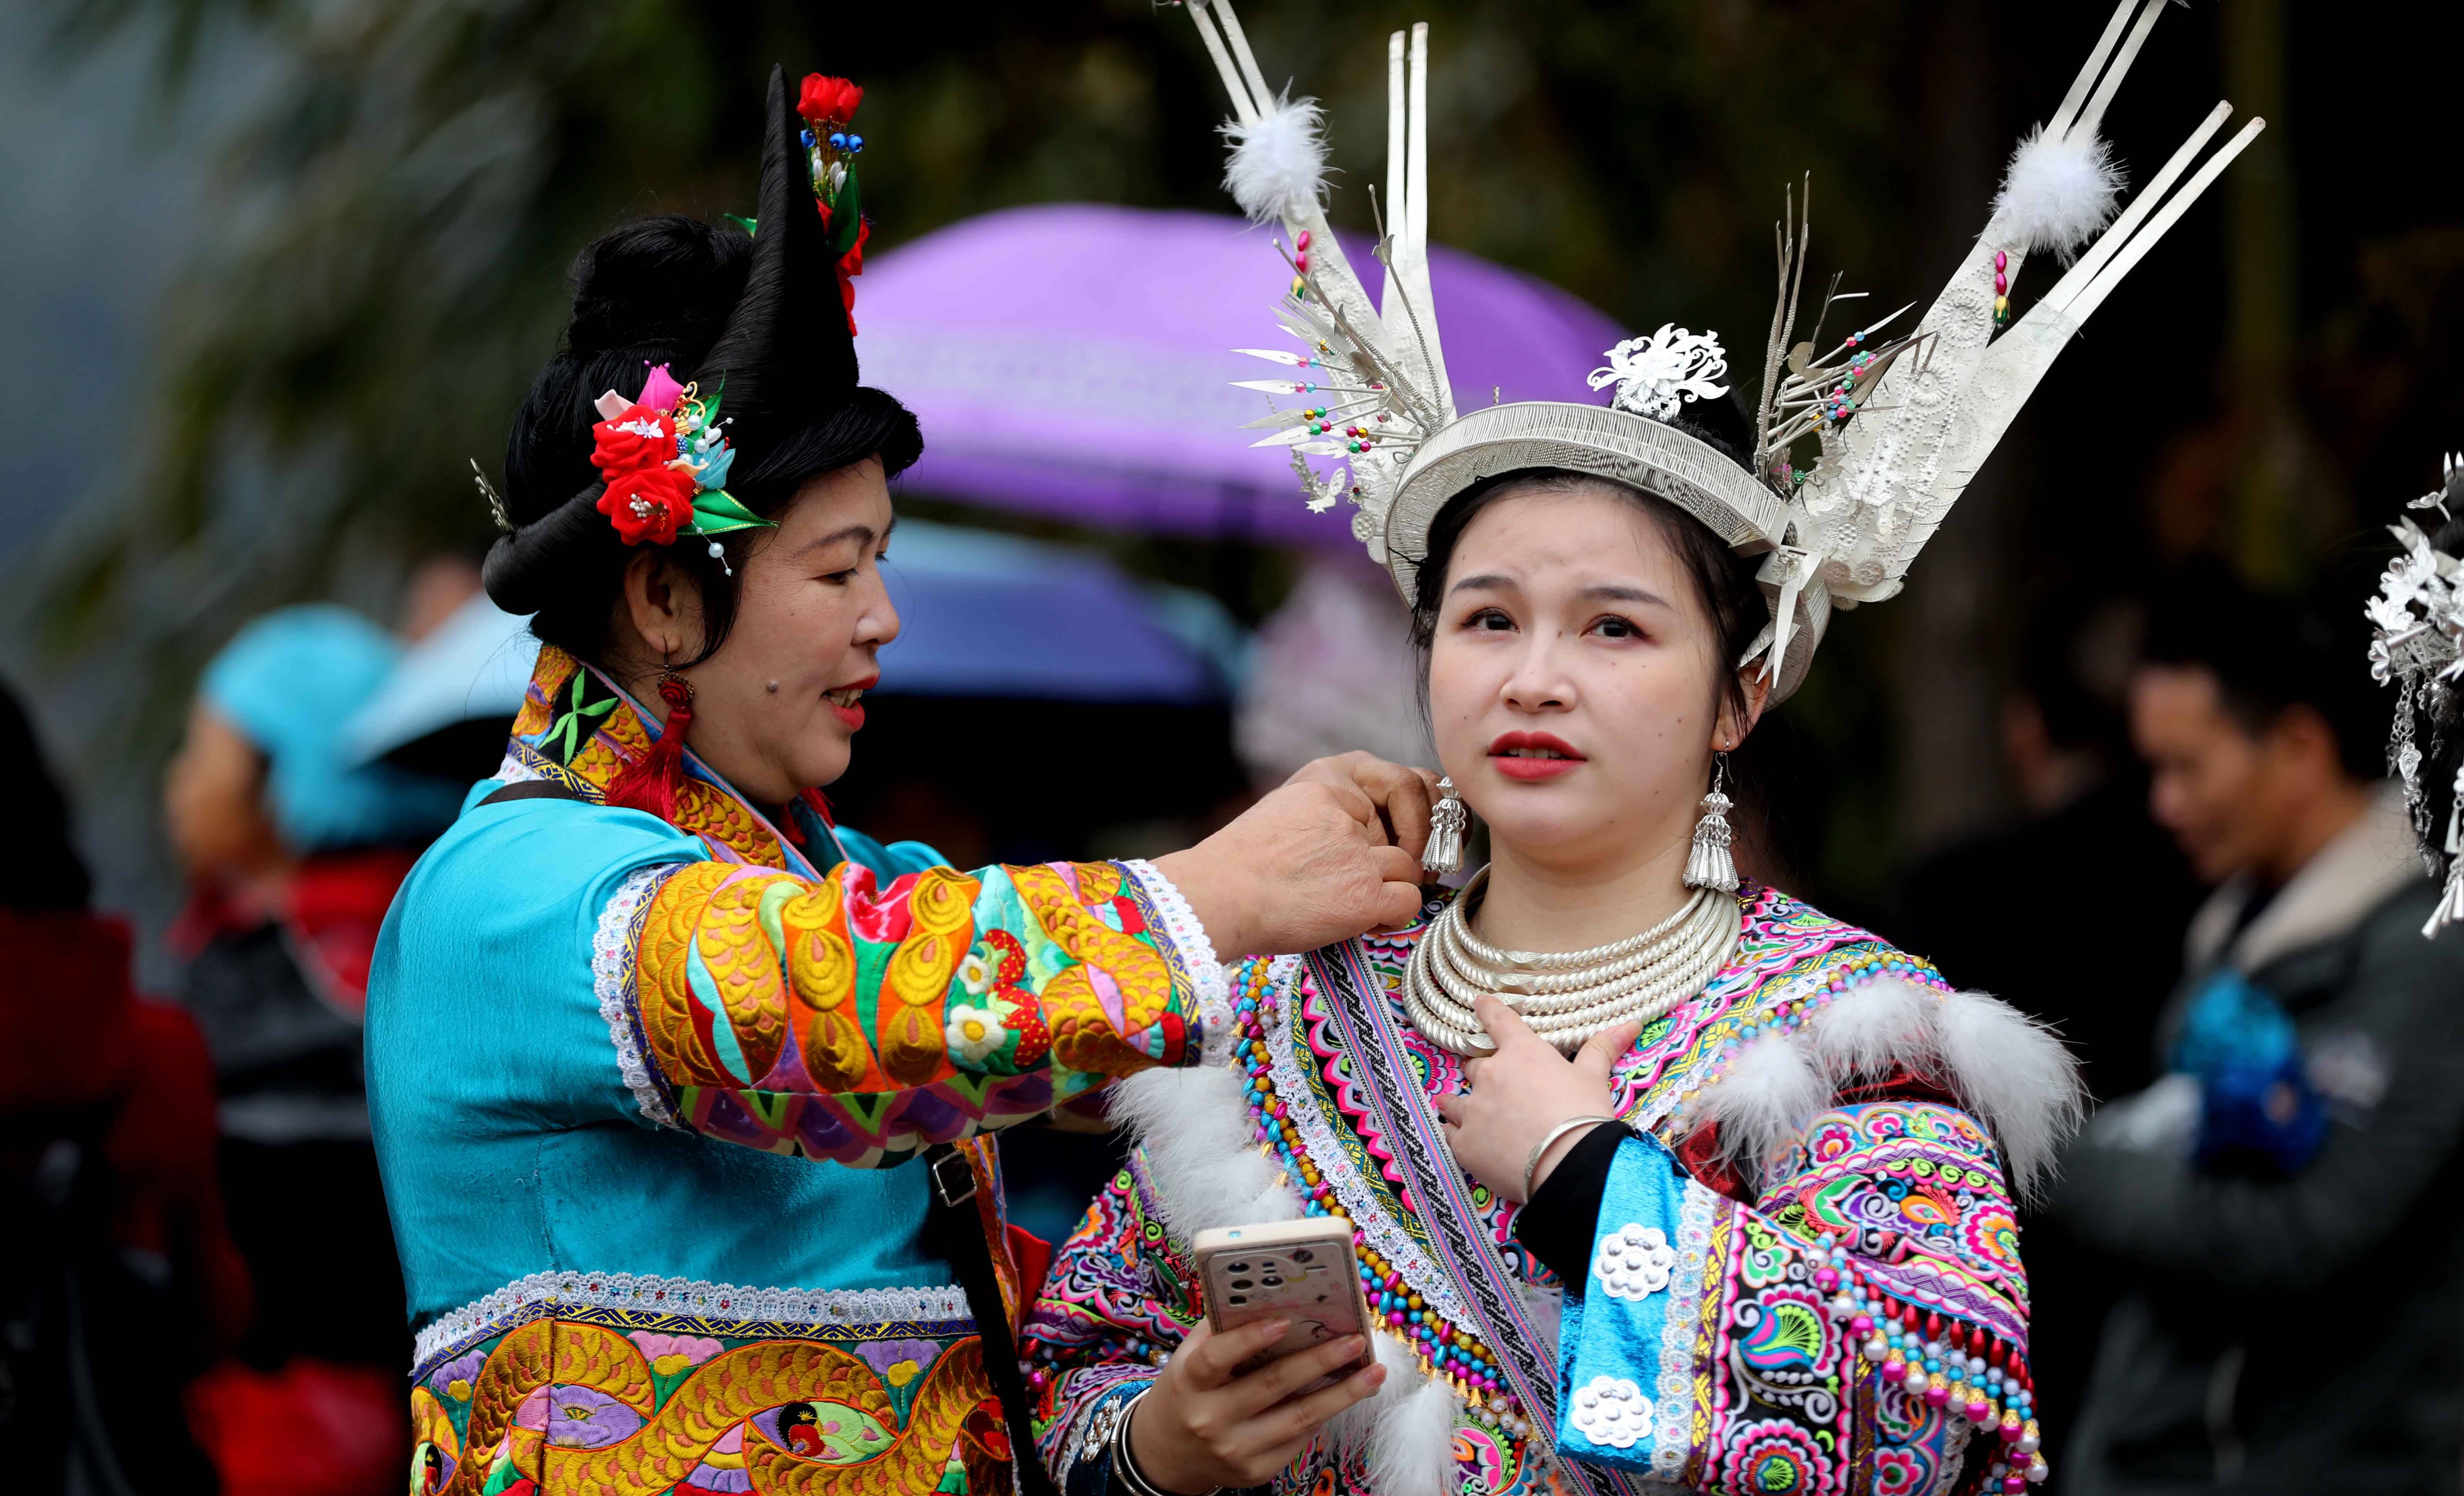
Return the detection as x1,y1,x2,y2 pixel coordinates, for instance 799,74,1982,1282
412,1269,974,1371
493,752,546,785
1650,1182,1718,1477
1262,954,1477,1331
1121,858,1234,1069
596,864,684,1128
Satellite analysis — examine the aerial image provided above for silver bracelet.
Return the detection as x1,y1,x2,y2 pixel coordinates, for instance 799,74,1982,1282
1521,1115,1620,1202
1111,1387,1223,1496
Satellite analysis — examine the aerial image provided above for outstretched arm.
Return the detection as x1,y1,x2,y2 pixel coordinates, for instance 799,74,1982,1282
616,856,1218,1166
605,765,1432,1168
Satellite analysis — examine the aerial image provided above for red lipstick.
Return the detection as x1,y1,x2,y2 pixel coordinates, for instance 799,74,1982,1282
826,674,877,732
1487,730,1585,782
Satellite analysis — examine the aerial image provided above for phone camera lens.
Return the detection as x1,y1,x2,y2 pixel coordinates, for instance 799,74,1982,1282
1230,1279,1253,1290
1291,1248,1314,1262
1261,1276,1284,1287
1228,1293,1248,1305
1227,1262,1249,1273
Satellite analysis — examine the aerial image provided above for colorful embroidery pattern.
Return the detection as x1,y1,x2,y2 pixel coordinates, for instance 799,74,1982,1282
1025,885,2042,1496
409,1305,1007,1496
626,856,1202,1166
1767,1101,2029,1343
505,646,801,873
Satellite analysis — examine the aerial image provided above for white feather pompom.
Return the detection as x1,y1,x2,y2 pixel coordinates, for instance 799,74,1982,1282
1219,94,1329,224
1805,976,1936,1086
1991,125,2126,263
1929,989,2086,1202
1690,1033,1828,1186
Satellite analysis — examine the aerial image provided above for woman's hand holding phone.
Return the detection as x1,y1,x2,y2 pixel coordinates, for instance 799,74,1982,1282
1127,1319,1387,1494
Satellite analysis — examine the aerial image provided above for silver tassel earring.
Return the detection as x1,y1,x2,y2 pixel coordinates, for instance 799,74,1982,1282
1684,753,1739,893
1423,776,1467,877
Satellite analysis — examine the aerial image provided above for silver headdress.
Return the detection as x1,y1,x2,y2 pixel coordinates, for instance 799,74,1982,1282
2366,453,2464,937
1182,0,2264,704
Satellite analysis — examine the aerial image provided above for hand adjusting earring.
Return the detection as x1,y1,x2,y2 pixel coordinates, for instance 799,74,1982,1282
1683,752,1739,893
1422,776,1467,877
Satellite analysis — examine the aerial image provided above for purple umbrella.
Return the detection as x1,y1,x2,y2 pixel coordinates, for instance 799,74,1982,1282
856,204,1627,549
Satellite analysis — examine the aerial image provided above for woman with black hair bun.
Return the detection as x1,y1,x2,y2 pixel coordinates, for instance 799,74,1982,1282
365,66,1437,1496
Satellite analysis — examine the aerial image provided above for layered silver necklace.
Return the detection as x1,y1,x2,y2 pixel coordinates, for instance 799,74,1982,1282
1403,868,1740,1056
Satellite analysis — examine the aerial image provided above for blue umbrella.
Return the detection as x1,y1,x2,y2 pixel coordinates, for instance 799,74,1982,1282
876,521,1240,701
345,521,1244,776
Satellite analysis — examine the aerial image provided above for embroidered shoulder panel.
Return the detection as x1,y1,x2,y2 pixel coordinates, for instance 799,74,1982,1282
1763,1099,2028,1336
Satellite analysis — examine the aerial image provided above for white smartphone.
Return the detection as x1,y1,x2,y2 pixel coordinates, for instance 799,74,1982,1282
1189,1218,1377,1385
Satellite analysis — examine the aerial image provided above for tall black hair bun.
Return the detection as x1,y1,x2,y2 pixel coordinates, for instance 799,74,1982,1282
481,485,621,615
1666,387,1756,473
565,215,755,357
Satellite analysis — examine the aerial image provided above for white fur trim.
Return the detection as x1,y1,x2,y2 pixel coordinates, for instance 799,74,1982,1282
1363,1365,1459,1496
1113,1042,1457,1489
1219,94,1329,224
1929,989,2084,1202
1690,1032,1828,1185
1804,977,1934,1086
1991,124,2124,263
1109,1066,1303,1238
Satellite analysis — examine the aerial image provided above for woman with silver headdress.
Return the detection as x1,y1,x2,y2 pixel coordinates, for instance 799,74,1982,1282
1023,6,2261,1494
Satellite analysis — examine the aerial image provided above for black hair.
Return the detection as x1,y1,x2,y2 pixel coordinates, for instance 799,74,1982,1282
1,677,93,913
1405,465,1769,736
481,214,922,667
2141,559,2384,782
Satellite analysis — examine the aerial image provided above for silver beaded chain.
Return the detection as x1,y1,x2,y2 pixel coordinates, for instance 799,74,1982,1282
1403,868,1740,1056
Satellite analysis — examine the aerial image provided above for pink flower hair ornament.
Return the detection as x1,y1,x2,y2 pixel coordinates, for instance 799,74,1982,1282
588,362,774,568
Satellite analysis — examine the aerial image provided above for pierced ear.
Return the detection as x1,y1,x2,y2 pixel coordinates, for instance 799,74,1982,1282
1719,666,1773,749
622,548,706,660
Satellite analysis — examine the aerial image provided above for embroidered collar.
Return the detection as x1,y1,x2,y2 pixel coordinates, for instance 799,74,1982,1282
497,644,846,875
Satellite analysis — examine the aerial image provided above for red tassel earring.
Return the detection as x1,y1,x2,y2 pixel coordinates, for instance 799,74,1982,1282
799,787,836,827
607,671,694,820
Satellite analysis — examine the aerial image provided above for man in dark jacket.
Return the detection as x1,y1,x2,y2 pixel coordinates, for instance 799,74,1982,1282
2059,575,2464,1494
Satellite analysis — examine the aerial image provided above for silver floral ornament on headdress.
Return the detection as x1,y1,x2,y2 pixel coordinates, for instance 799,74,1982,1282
1588,325,1731,422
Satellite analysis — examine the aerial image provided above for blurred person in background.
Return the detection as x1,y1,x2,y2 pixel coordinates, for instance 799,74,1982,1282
2056,561,2464,1494
1899,593,2203,1102
2,679,248,1493
165,603,463,1495
367,67,1430,1496
1895,594,2204,1464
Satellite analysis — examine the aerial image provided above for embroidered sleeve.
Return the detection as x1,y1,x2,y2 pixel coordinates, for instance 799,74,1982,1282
614,856,1227,1166
1556,1109,2042,1494
1020,1155,1198,1496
